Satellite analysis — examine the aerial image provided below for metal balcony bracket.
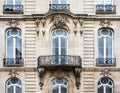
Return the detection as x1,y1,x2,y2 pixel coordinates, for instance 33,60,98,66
37,67,45,90
74,68,82,89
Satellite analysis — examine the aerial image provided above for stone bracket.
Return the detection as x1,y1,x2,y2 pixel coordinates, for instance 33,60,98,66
37,67,45,90
74,67,82,89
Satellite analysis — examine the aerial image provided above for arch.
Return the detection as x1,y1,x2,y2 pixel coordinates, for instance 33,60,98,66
97,77,114,93
97,27,114,65
5,27,22,65
51,29,68,64
6,77,22,93
51,78,68,93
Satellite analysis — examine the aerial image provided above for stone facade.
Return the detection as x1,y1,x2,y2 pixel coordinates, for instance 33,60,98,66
0,0,120,93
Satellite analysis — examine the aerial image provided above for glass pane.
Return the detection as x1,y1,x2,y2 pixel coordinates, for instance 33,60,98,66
61,0,67,4
106,37,112,58
11,78,18,84
53,87,59,93
98,86,103,93
16,38,22,58
16,86,22,93
106,86,112,93
61,37,66,48
11,29,18,35
52,0,58,4
15,0,21,5
61,86,67,93
98,0,104,4
7,38,13,58
98,38,104,58
106,0,112,5
8,86,14,93
6,0,13,5
102,29,108,35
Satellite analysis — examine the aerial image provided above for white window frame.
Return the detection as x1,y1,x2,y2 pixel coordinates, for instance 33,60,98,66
51,29,68,56
6,78,22,93
52,78,68,93
98,0,113,5
6,28,22,59
6,0,21,5
98,29,113,59
51,0,68,4
98,77,113,93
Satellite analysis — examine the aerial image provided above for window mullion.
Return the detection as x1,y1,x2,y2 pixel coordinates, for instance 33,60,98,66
104,37,106,59
13,37,16,59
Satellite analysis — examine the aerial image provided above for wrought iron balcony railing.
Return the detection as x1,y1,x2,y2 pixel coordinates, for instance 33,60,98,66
96,58,116,66
38,55,82,68
50,4,70,11
3,5,23,14
3,58,24,67
96,5,116,14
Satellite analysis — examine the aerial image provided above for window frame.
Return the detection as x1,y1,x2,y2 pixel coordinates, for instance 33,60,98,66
6,28,22,59
97,0,113,5
52,78,68,93
98,28,114,59
51,29,68,56
5,0,21,5
6,78,22,93
51,0,68,4
97,77,114,93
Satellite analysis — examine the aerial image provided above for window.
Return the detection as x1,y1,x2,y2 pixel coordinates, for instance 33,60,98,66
6,0,21,5
51,29,68,64
98,0,112,5
52,78,68,93
6,28,22,60
6,78,22,93
97,28,113,64
51,0,67,4
98,77,113,93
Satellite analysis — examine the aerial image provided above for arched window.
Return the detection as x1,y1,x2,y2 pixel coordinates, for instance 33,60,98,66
98,77,113,93
6,28,22,64
97,28,113,64
6,78,22,93
51,29,68,64
52,78,68,93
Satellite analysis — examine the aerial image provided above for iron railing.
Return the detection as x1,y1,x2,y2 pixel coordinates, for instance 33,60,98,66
3,5,23,14
96,58,116,66
3,58,24,67
50,4,70,11
96,5,116,14
38,55,82,68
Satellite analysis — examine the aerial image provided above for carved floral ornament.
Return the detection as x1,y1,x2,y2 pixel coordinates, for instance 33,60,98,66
100,69,111,77
9,69,19,78
99,19,112,28
50,15,68,27
7,19,19,28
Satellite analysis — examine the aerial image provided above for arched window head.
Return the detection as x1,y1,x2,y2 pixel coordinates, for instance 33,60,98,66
97,28,114,65
52,78,68,93
98,77,113,93
6,77,22,93
51,29,68,64
6,28,22,64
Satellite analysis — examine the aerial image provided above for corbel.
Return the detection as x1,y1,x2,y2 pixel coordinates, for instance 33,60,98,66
73,19,78,35
37,67,45,90
34,17,40,36
74,68,82,89
79,19,84,36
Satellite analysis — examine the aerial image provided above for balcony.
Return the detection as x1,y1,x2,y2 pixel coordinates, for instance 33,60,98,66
49,4,70,12
3,58,24,67
3,5,23,14
96,58,116,66
38,55,82,69
96,5,116,14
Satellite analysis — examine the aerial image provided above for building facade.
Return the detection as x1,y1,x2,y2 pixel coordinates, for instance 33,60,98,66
0,0,120,93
